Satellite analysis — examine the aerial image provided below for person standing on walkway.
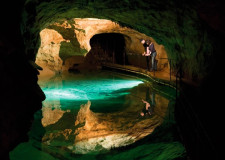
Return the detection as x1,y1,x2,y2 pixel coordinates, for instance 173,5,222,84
140,39,151,71
149,40,157,71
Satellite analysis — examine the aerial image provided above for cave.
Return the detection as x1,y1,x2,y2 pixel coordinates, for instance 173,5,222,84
87,33,126,65
1,0,225,160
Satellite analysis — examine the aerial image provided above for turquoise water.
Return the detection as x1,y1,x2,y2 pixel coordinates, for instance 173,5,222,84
40,71,143,113
42,79,143,101
10,70,186,160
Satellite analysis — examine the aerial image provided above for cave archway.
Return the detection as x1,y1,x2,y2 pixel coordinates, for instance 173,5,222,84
35,19,170,76
85,33,128,65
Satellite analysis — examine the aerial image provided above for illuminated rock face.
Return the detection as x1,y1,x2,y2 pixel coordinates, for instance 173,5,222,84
36,29,69,77
36,18,169,77
73,18,153,54
23,0,223,81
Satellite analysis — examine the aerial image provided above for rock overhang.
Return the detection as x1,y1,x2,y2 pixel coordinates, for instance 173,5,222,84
22,0,216,80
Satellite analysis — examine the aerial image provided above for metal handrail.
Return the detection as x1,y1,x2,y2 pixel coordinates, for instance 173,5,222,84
157,57,175,81
109,52,178,84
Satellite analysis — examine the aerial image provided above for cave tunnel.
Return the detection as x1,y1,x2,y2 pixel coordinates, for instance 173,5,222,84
1,0,225,160
36,22,169,75
88,33,127,65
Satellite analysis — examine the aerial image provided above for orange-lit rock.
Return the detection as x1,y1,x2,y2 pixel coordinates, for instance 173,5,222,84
42,107,68,127
36,18,169,78
73,18,166,57
73,18,169,72
36,28,69,78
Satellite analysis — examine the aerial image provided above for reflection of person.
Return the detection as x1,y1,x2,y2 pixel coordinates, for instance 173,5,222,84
140,99,152,116
140,39,151,71
148,40,157,71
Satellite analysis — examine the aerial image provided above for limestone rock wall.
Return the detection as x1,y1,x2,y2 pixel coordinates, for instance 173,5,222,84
36,29,69,77
22,0,223,81
35,18,169,76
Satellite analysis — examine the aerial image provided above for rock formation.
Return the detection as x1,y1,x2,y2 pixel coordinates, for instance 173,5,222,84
42,107,69,127
42,93,169,154
36,18,169,77
36,29,69,78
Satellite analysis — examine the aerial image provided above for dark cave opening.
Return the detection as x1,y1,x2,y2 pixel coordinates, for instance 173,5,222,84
85,33,127,65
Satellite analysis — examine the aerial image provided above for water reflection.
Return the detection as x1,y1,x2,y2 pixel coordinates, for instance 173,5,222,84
40,75,68,127
37,71,171,154
40,73,143,101
10,71,183,160
146,87,156,107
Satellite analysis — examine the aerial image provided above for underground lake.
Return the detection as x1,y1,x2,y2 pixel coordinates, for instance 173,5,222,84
2,1,224,159
9,70,186,160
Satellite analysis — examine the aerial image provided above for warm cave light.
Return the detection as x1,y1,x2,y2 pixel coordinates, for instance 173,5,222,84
42,80,143,101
